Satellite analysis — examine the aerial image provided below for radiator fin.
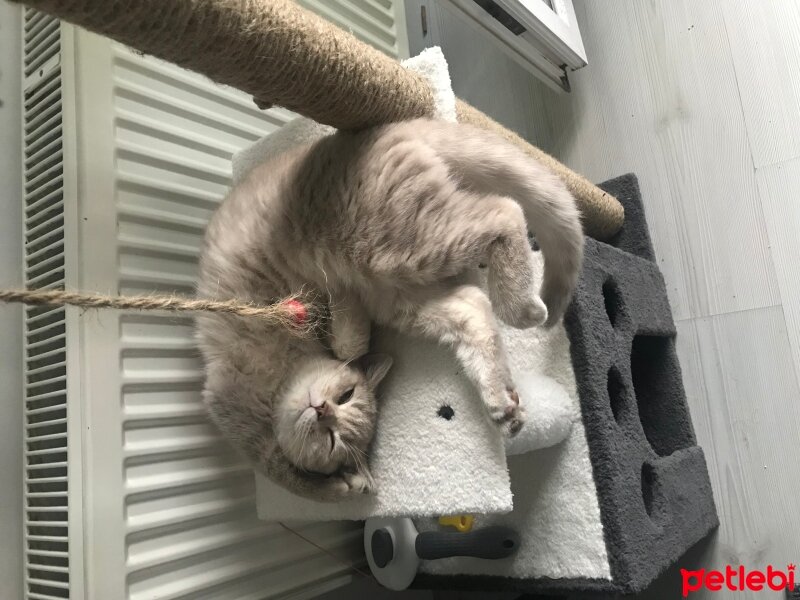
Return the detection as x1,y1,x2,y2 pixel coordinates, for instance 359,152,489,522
297,0,406,57
22,9,69,600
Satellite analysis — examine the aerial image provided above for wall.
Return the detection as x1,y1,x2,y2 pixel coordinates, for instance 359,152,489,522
0,1,24,599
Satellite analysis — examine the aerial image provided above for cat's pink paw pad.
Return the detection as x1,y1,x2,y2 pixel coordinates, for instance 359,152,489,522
490,389,526,437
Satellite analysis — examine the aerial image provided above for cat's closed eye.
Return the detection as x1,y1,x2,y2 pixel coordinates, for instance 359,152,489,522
337,387,355,405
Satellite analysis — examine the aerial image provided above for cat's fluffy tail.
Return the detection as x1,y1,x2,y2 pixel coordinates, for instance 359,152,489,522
423,122,584,327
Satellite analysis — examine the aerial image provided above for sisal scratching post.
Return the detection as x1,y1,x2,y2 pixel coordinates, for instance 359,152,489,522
15,0,624,239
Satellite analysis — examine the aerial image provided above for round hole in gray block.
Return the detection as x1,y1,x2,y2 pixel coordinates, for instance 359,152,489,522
607,366,626,424
631,335,695,457
641,461,662,523
602,278,622,327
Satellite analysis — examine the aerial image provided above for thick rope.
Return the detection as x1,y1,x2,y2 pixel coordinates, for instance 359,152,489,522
0,289,317,336
13,0,624,240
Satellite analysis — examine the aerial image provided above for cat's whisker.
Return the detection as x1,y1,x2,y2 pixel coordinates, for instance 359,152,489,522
316,264,333,302
342,443,359,472
348,443,368,459
296,427,312,472
345,441,365,470
346,443,373,486
333,356,356,378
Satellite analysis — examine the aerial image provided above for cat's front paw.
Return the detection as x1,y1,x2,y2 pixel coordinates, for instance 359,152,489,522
317,472,374,502
343,471,375,495
489,388,526,437
322,477,352,501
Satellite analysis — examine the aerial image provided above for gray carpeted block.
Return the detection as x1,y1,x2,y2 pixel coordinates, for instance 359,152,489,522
562,213,718,594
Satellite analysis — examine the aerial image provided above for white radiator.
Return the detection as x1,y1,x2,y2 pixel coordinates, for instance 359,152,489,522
18,3,408,598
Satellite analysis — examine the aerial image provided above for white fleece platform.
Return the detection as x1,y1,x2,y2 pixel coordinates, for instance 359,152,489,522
253,248,582,521
415,305,611,580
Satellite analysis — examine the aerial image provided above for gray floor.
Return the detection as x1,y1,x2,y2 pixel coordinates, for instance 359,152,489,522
419,0,800,598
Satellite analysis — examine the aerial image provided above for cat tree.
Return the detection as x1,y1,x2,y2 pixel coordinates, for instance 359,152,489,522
11,0,718,594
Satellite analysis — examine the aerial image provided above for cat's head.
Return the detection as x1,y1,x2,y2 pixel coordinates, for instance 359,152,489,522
274,353,393,485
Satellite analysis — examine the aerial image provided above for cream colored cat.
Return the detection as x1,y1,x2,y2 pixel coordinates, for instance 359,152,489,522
196,118,583,501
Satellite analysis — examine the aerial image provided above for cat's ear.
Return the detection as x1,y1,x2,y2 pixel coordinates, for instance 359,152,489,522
357,353,393,389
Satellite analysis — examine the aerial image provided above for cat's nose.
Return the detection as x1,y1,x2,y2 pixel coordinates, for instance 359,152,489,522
314,402,330,419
